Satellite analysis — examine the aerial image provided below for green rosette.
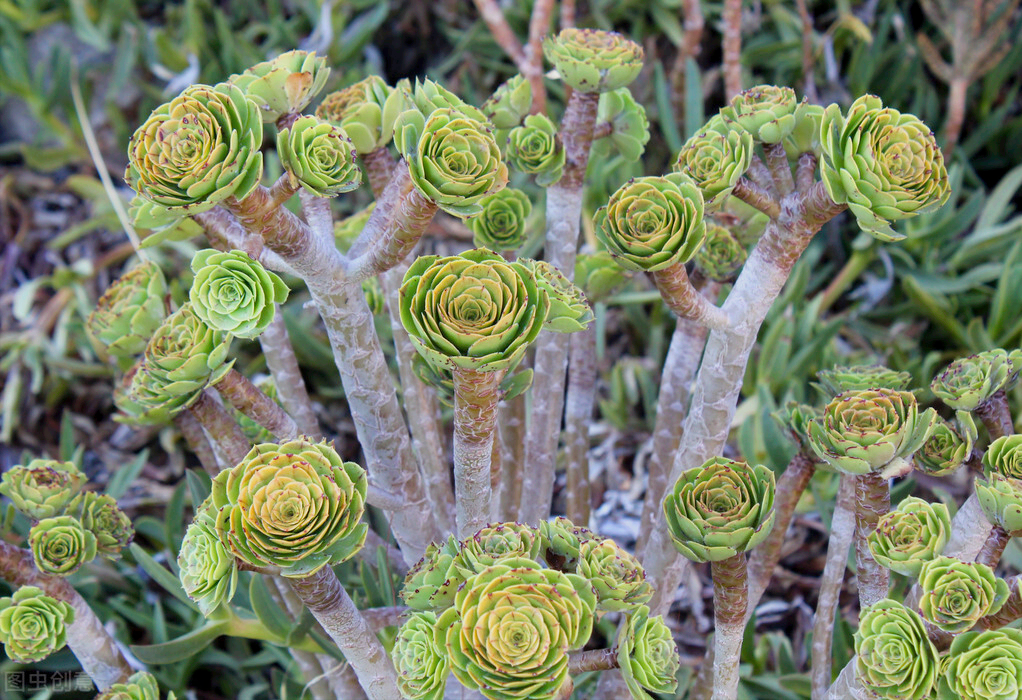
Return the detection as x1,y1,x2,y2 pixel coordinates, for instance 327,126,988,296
400,535,464,611
66,492,133,559
316,75,407,154
596,87,650,161
854,598,939,700
435,557,597,700
771,402,820,455
517,258,594,333
931,349,1022,412
0,586,74,663
210,438,368,577
506,113,565,187
866,497,950,576
937,627,1022,700
820,94,950,241
277,116,362,197
694,223,746,282
469,188,532,251
0,458,84,520
917,556,1009,634
393,611,449,700
96,671,161,700
617,605,680,699
453,522,543,579
574,252,631,303
976,472,1022,536
985,435,1022,479
482,75,532,130
229,50,329,122
815,364,914,396
538,516,602,571
126,83,263,214
577,538,653,613
663,456,776,562
29,515,98,576
542,28,643,93
594,173,706,272
403,77,489,124
916,413,976,477
87,261,168,359
189,249,289,339
720,85,800,144
178,501,238,616
394,107,508,217
673,114,753,209
398,249,549,373
806,389,936,475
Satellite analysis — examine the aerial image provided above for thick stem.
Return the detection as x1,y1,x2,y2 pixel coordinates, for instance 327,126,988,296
732,177,781,219
711,554,748,700
763,142,795,197
746,156,778,198
215,368,299,441
496,393,527,522
523,0,553,113
453,369,504,538
810,474,856,700
175,411,219,476
564,326,598,525
287,568,400,700
722,0,743,99
943,77,968,157
796,152,818,194
0,540,132,689
522,89,600,524
189,390,252,466
976,525,1010,569
822,661,875,700
746,453,816,612
568,647,618,674
362,147,398,199
854,471,890,608
652,263,730,330
259,308,320,437
976,390,1014,439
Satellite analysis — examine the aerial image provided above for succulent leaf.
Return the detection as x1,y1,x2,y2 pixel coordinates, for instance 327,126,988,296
854,598,939,700
393,611,449,700
316,75,406,154
617,604,680,699
720,85,800,144
596,87,650,161
66,492,133,559
672,114,753,209
29,515,98,576
179,501,238,616
931,349,1022,412
229,50,330,122
694,223,747,282
86,261,168,359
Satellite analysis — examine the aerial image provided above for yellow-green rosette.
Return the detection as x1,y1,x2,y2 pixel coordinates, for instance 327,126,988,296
985,435,1022,479
211,438,368,577
316,75,407,154
398,249,549,373
469,188,532,251
820,95,950,241
393,611,449,700
815,364,914,396
594,173,706,272
543,28,643,93
673,114,753,209
931,349,1022,412
663,456,776,562
178,501,238,616
577,538,653,613
917,556,1009,634
66,492,133,559
453,522,543,578
277,116,362,197
517,258,594,333
0,459,84,520
0,586,74,663
855,598,939,700
916,414,976,477
86,261,168,359
617,605,680,699
938,628,1022,700
506,113,565,187
403,78,490,124
694,223,747,282
126,84,263,214
29,515,98,576
189,249,289,339
720,85,800,144
96,671,161,700
229,50,329,122
866,497,950,576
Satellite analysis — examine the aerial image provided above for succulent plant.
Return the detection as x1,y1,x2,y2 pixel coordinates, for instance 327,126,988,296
975,472,1022,536
0,586,74,663
211,438,368,577
178,502,238,616
866,497,951,576
0,458,84,520
694,223,747,281
720,85,800,144
937,627,1022,700
126,84,263,214
86,261,168,359
506,113,565,187
593,173,706,272
399,249,549,373
543,28,644,93
66,492,133,559
663,456,776,562
403,77,490,124
574,251,632,303
482,75,532,130
772,402,821,455
577,537,653,612
538,516,602,571
394,107,508,217
517,258,594,333
854,598,939,700
97,671,162,700
400,535,464,611
931,349,1022,412
984,435,1022,479
916,413,976,476
596,88,650,161
277,116,363,197
617,605,680,699
316,75,406,154
820,94,950,242
29,515,98,576
468,188,532,251
917,556,1009,634
815,364,914,396
673,114,754,209
189,249,289,339
784,101,825,157
436,557,596,700
392,611,449,700
807,389,936,475
229,50,329,122
453,522,543,577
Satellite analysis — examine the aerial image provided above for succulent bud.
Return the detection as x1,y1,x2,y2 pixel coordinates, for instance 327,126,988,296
66,492,133,559
720,85,800,144
866,497,950,576
86,261,168,359
673,115,754,209
482,75,532,130
29,515,98,576
506,113,565,187
468,188,532,251
694,223,747,282
316,75,407,154
230,50,330,122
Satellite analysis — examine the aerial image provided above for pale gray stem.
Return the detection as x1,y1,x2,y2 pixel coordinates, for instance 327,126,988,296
495,394,527,522
453,369,504,538
568,647,618,673
822,661,874,700
811,474,856,700
287,568,400,700
854,471,890,608
763,142,795,196
564,326,598,525
259,308,321,437
175,411,219,476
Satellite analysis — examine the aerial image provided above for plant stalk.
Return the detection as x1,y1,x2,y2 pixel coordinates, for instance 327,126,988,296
496,393,528,521
732,177,781,219
762,142,795,197
215,368,299,440
722,0,744,99
175,411,219,476
564,326,598,525
976,524,1010,568
853,470,890,608
568,647,618,674
976,390,1014,439
652,263,730,330
188,389,252,466
710,554,748,700
453,368,505,538
259,308,321,437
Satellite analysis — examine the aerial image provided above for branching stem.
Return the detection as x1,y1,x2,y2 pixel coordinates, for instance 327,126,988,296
453,368,505,538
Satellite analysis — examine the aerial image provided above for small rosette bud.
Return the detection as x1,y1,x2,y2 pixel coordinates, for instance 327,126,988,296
938,628,1022,700
617,605,680,698
29,515,98,576
66,492,133,559
230,50,330,122
975,472,1022,536
189,249,289,339
720,85,800,144
453,522,543,579
815,364,913,396
771,402,820,455
86,261,168,359
482,75,532,130
694,223,747,282
0,586,74,663
468,188,532,251
334,202,375,253
506,113,565,187
538,516,602,571
577,538,653,613
916,413,976,477
178,502,238,616
574,252,631,303
866,497,950,576
543,28,644,93
518,258,594,333
96,671,161,700
916,556,1009,634
392,611,449,700
854,598,939,700
931,348,1022,412
277,116,362,197
0,459,84,520
673,114,753,209
400,536,464,611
